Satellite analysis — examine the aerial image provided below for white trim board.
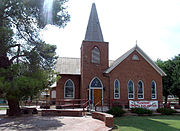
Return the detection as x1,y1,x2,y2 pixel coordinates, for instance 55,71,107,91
104,45,166,76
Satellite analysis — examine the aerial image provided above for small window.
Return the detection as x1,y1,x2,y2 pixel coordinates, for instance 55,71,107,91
128,80,134,99
138,80,144,99
64,79,74,98
51,90,56,98
92,47,100,64
132,54,139,60
152,81,156,99
114,79,120,99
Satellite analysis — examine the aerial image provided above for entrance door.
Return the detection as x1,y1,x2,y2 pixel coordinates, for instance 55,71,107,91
93,89,102,106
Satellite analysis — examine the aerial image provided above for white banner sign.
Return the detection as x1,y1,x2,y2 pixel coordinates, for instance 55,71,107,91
129,100,158,110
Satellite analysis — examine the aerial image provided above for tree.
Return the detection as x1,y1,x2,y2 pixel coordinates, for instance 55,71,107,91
172,55,180,105
156,59,174,104
0,0,70,116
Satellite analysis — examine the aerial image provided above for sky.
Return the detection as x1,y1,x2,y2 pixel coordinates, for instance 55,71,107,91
41,0,180,61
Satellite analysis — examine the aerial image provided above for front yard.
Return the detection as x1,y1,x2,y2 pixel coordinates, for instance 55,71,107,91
113,115,180,131
0,107,8,110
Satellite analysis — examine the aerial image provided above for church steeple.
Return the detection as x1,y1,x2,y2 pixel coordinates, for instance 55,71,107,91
84,3,104,42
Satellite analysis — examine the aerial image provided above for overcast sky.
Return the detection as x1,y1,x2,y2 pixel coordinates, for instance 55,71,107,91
41,0,180,61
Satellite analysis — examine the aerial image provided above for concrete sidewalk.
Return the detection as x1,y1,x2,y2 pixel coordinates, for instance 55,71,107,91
0,115,111,131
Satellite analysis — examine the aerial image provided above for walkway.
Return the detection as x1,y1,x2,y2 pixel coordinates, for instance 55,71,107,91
0,115,111,131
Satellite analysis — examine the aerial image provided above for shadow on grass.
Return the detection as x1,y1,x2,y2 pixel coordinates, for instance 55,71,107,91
113,115,180,131
0,116,65,130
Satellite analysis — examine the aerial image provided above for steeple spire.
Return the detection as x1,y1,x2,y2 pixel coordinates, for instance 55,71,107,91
84,3,104,42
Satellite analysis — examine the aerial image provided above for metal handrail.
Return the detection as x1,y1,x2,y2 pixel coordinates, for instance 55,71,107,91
82,100,91,111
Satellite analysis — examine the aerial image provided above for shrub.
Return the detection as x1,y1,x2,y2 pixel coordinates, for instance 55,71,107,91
131,108,153,115
157,108,177,115
174,105,180,109
106,107,126,117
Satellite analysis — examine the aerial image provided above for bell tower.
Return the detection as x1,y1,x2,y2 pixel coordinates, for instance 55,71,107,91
80,3,109,100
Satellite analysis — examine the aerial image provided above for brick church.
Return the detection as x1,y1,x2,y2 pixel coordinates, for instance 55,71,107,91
51,3,166,109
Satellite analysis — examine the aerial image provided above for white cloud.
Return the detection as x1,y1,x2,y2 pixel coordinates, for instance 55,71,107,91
41,0,180,61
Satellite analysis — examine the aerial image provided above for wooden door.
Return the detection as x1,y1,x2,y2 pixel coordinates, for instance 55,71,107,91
93,89,102,106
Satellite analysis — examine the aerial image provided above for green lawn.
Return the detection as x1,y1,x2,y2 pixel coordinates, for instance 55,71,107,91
0,107,8,110
113,116,180,131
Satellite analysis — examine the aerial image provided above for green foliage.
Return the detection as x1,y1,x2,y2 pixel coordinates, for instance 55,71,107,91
106,107,126,117
0,0,69,100
156,56,180,105
0,64,53,101
131,108,153,115
157,108,177,115
156,59,174,103
0,0,70,115
171,55,180,101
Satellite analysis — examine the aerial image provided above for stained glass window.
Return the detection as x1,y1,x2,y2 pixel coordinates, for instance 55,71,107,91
128,80,134,99
114,80,120,99
138,81,144,99
90,77,102,88
152,81,156,99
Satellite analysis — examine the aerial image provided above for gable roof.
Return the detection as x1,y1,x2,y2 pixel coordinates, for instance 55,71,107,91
104,45,167,76
55,57,114,75
55,57,81,75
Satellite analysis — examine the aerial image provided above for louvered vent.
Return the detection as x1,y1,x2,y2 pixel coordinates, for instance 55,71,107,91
92,47,100,64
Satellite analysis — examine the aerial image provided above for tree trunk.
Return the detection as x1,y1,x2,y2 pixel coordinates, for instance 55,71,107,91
7,99,21,116
165,95,168,104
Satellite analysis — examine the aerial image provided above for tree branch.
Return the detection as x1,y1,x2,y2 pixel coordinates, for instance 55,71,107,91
10,54,26,64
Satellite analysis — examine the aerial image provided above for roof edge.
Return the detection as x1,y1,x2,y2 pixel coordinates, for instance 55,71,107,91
104,45,166,76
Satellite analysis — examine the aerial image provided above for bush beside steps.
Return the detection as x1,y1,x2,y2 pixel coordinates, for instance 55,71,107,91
106,107,126,117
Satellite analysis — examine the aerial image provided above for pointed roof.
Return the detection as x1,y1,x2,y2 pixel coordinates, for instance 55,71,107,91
84,3,104,42
104,45,167,76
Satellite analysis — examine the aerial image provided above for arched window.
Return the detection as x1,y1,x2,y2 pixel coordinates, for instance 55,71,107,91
92,47,100,64
114,79,120,99
152,81,156,99
64,79,74,98
90,77,103,88
128,80,134,99
51,90,56,98
137,80,144,99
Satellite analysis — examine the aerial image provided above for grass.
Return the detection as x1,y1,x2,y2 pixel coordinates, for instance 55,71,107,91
113,115,180,131
0,107,8,110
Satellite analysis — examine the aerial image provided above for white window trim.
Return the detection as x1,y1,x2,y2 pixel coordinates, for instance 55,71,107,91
152,80,157,99
64,79,75,99
128,80,134,99
137,80,144,99
114,79,120,99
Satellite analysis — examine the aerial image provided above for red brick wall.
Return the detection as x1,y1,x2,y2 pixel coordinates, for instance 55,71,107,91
56,74,80,100
108,50,163,107
80,41,110,104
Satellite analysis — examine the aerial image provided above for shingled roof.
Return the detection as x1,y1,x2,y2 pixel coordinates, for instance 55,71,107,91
55,57,114,75
84,3,104,42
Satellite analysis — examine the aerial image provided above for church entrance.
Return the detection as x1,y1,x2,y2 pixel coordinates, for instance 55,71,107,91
89,77,103,106
93,89,102,106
